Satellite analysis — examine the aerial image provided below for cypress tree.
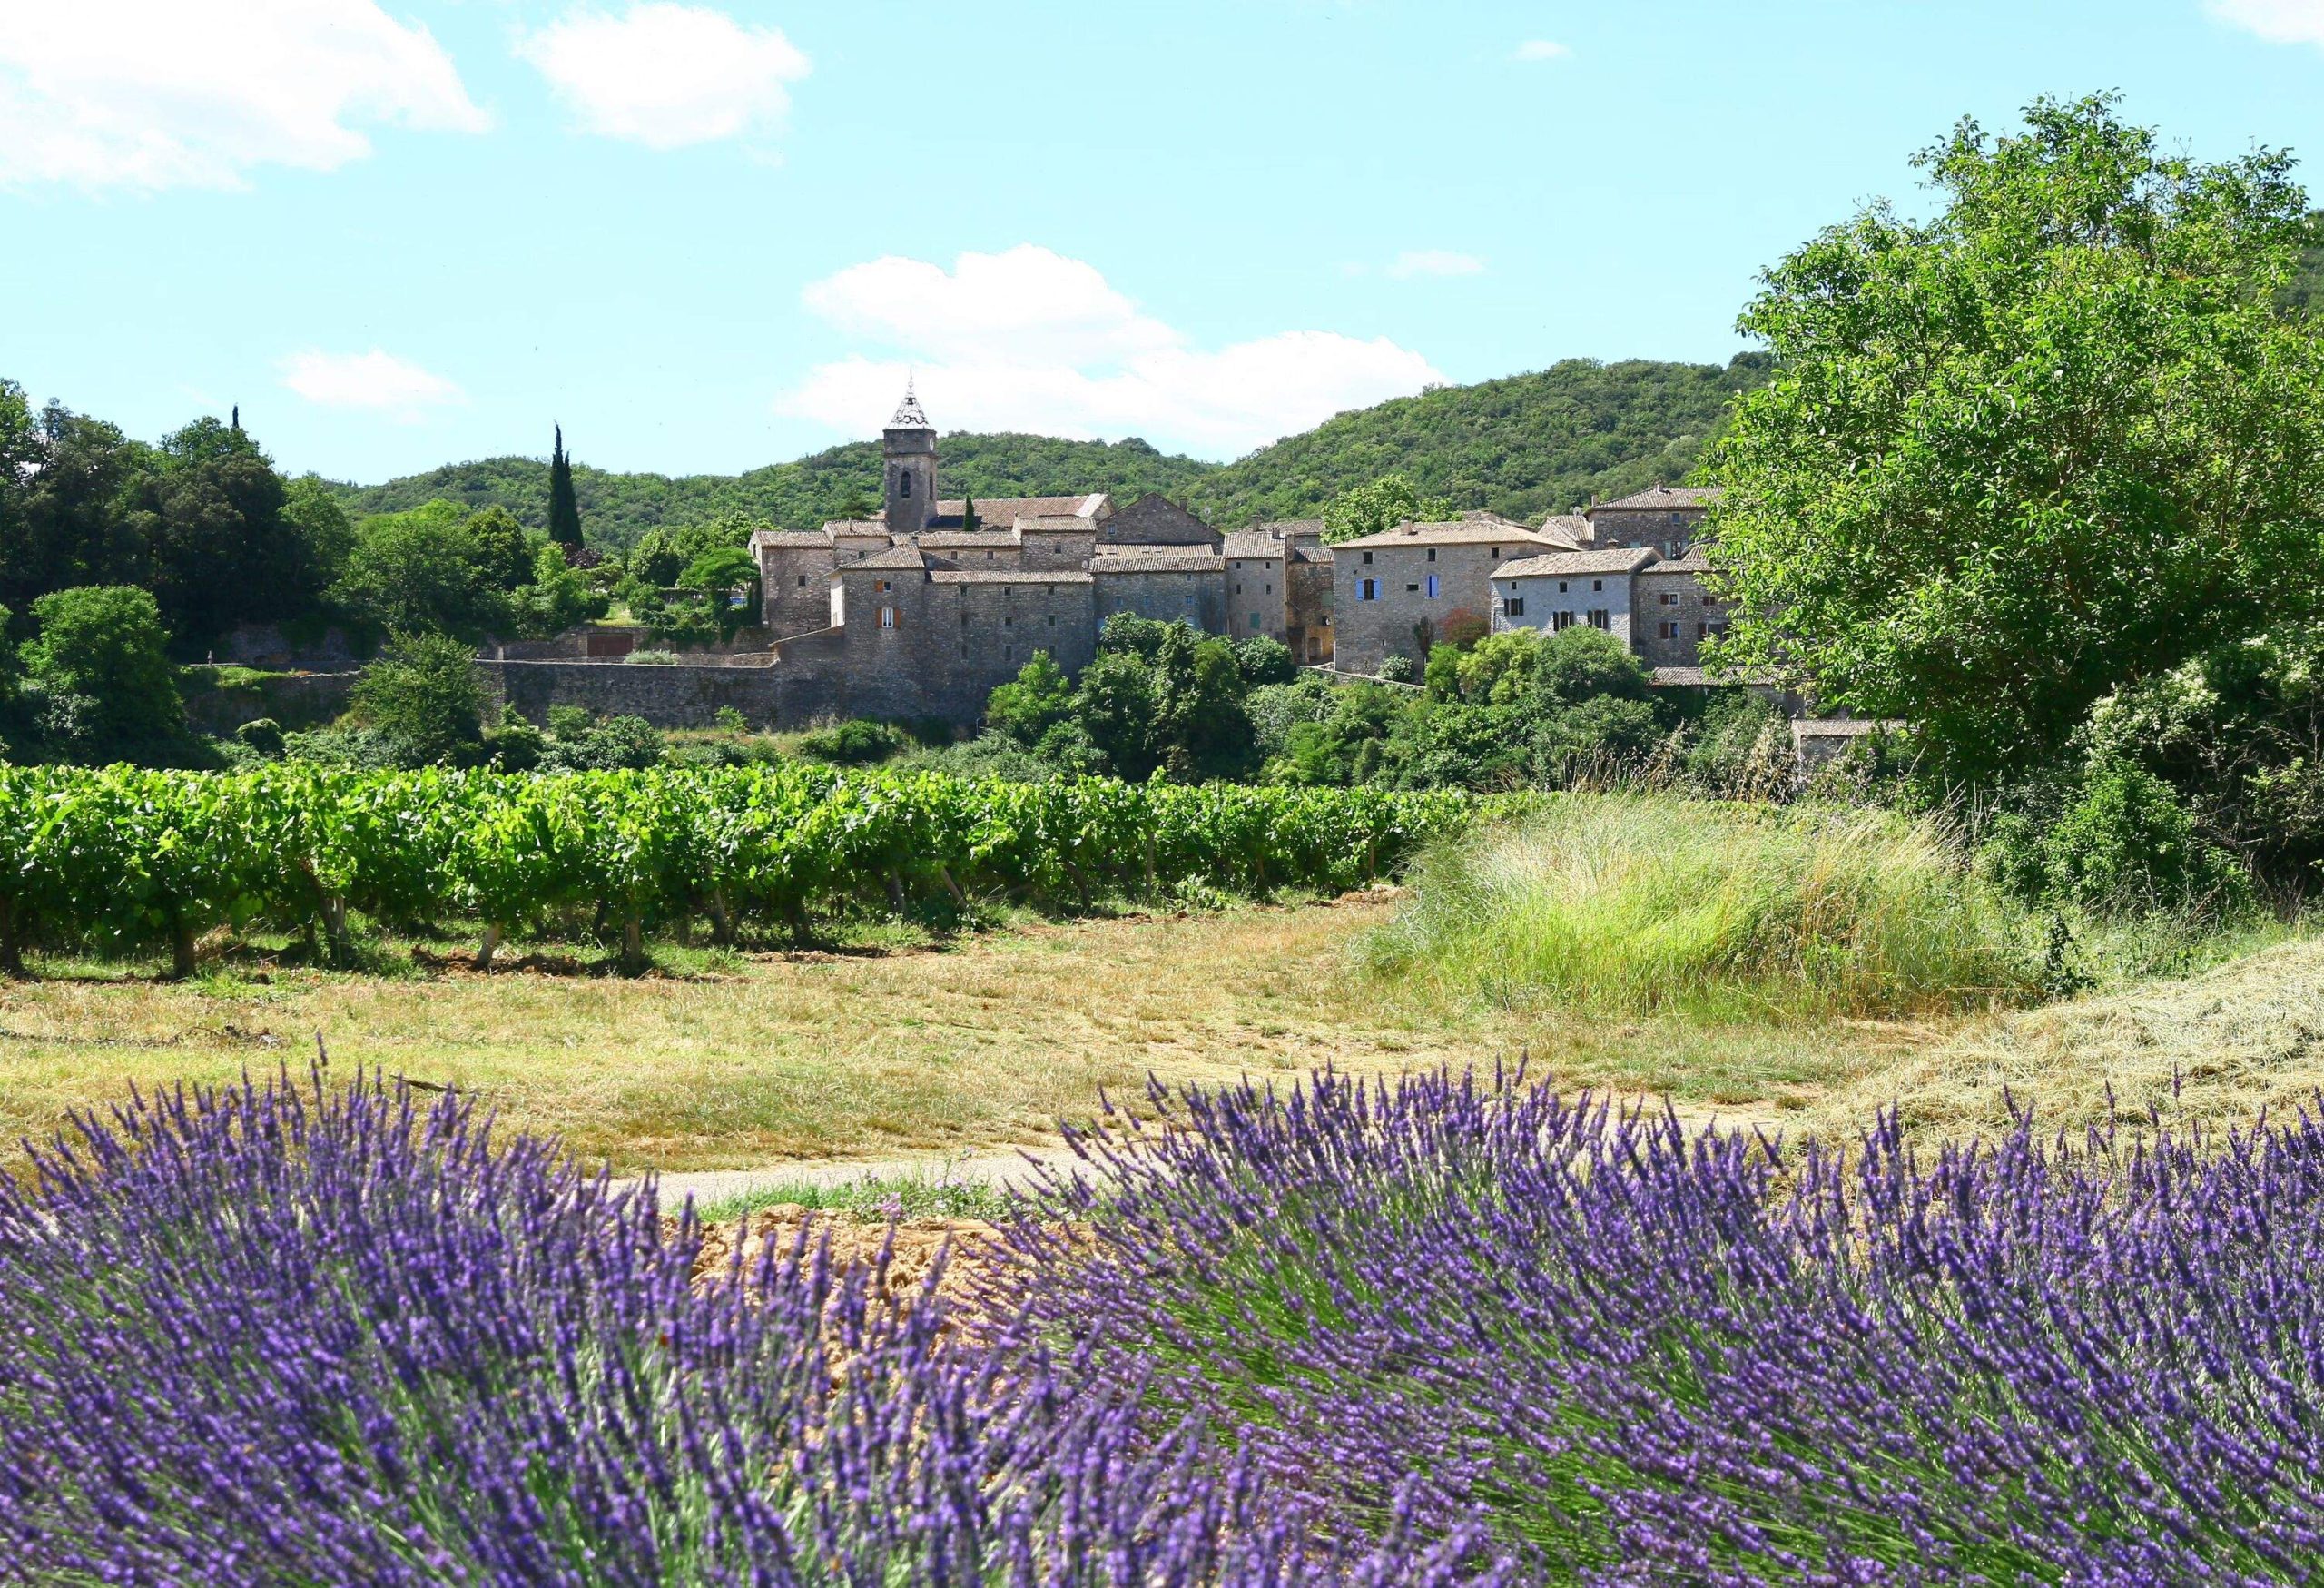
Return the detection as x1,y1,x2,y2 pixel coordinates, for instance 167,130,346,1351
964,495,979,533
547,424,584,554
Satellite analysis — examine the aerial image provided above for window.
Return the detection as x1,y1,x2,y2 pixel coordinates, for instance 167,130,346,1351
1491,548,1499,558
1362,551,1374,565
1048,613,1057,626
1659,621,1679,640
1659,591,1677,607
1697,622,1709,639
796,575,807,587
1553,611,1575,632
1425,575,1440,599
1591,579,1603,592
876,579,891,594
879,606,898,629
1426,548,1436,562
1406,583,1420,594
1589,609,1610,631
1004,646,1014,662
1250,611,1264,629
901,470,913,498
960,611,970,627
1359,578,1379,601
1558,581,1569,594
1504,597,1526,617
1265,583,1272,594
1003,616,1013,627
1235,583,1243,595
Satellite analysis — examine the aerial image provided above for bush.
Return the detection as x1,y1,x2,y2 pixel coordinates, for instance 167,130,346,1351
540,712,665,772
1231,635,1295,686
2035,760,2250,916
345,633,486,767
234,717,286,758
714,705,747,733
1375,655,1416,684
21,585,189,760
793,718,911,765
1364,794,2034,1019
625,648,681,666
0,1071,1391,1583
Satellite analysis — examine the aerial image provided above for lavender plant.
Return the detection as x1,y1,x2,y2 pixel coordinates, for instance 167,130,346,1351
1013,1070,2324,1585
0,1070,1491,1587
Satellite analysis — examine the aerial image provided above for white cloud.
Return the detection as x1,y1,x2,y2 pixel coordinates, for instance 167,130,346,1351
0,0,488,192
1513,39,1572,62
1387,250,1486,280
517,4,809,150
280,350,466,420
2208,0,2324,44
778,245,1444,457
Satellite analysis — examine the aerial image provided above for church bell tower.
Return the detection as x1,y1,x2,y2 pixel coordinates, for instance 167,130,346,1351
881,379,938,534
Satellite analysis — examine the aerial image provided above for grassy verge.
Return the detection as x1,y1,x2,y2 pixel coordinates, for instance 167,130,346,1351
1359,794,2039,1021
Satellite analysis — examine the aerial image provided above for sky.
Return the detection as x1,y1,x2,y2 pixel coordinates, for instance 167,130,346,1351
4,1,2324,484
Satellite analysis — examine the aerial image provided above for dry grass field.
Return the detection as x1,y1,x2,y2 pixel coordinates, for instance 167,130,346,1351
0,893,1929,1174
5,884,2312,1179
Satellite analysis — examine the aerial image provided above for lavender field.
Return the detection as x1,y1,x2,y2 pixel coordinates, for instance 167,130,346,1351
2,1065,2319,1585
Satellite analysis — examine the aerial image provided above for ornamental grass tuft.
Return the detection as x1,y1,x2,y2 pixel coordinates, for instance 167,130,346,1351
1360,794,2037,1019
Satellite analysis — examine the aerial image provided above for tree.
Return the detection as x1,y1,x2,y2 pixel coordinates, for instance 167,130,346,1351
547,425,583,554
347,632,487,766
21,587,186,758
333,502,508,640
465,506,534,592
281,477,357,590
0,392,147,613
1709,94,2324,780
1320,474,1456,545
963,496,980,533
986,651,1075,745
509,544,608,640
126,417,320,646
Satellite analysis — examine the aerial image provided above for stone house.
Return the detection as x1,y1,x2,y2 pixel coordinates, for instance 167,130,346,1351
1331,512,1575,676
1583,485,1717,555
1221,519,1332,661
1632,551,1730,668
1100,492,1221,547
1488,547,1659,646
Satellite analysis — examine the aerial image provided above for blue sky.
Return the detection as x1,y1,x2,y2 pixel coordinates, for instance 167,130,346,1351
5,1,2323,483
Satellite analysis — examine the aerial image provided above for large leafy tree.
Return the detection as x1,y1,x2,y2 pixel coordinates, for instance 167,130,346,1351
21,586,188,758
1320,474,1455,545
332,502,509,640
1709,94,2324,780
125,418,322,645
0,389,148,614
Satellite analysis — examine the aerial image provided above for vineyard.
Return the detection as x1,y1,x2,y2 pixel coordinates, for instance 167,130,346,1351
0,765,1472,976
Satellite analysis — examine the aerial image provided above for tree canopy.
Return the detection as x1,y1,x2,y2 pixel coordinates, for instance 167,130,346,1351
1709,94,2324,780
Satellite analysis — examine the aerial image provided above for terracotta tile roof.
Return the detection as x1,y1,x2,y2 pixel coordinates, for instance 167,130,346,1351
1640,552,1718,576
848,544,930,573
907,531,1020,549
1014,514,1100,534
935,495,1108,528
1539,514,1591,546
1493,548,1661,579
1333,520,1563,551
929,570,1092,586
1586,486,1721,515
1222,528,1290,560
751,529,832,548
1090,550,1226,574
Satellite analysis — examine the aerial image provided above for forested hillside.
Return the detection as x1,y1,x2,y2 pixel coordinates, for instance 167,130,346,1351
331,356,1768,550
1188,355,1771,527
330,435,1214,555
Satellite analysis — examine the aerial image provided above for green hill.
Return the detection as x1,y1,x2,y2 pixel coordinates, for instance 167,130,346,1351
330,355,1768,552
1188,354,1771,528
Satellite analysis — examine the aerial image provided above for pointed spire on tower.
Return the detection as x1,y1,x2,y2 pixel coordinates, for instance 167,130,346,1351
889,370,931,430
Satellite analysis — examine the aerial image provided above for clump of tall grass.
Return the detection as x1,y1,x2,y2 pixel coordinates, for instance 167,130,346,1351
1361,794,2037,1019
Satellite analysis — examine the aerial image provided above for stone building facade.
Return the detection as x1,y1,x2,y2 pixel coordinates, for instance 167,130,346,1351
493,383,1744,731
1488,547,1659,646
1330,512,1574,676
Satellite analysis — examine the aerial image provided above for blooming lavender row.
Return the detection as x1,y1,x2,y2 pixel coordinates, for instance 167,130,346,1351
0,1070,1495,1587
1010,1069,2324,1584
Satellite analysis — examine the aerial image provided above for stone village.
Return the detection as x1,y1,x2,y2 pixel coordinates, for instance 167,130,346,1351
474,387,1874,754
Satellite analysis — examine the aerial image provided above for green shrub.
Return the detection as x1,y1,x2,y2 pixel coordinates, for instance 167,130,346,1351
1232,636,1295,686
2038,761,2250,915
1364,794,2035,1020
1376,656,1417,684
345,633,485,768
793,718,911,765
235,718,286,758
